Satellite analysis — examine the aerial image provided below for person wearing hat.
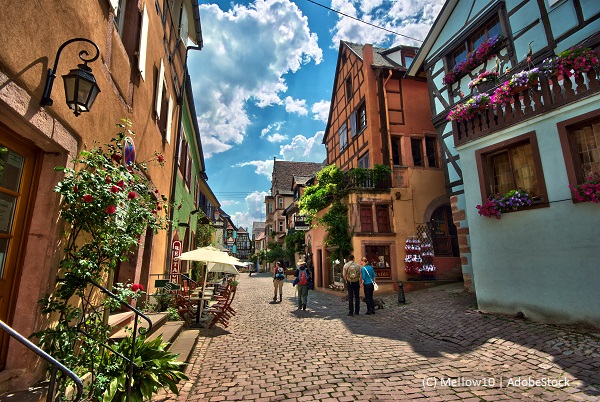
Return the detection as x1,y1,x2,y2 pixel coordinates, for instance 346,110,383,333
294,259,311,310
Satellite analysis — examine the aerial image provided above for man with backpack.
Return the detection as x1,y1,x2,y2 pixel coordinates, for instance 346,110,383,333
294,260,311,311
343,255,361,316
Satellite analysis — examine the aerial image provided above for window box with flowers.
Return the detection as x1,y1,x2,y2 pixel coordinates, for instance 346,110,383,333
541,46,600,78
443,35,503,86
569,172,600,203
447,94,490,122
489,68,542,104
476,189,534,219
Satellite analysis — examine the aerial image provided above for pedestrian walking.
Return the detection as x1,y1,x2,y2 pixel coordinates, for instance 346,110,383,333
272,261,285,303
360,257,377,315
342,255,361,316
294,260,310,310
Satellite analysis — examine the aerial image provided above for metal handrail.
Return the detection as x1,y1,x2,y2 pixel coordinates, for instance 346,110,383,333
86,279,152,402
0,320,83,402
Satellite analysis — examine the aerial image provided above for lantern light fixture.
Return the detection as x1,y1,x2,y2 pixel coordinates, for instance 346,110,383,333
40,38,101,116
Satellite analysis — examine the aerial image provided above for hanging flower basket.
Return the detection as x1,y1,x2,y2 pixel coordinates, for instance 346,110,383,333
541,46,600,78
447,94,490,122
468,70,500,93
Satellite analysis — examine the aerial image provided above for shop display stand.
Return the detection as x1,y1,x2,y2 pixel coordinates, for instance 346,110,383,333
405,226,436,279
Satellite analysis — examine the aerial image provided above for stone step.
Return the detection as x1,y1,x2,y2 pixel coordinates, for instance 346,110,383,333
168,329,201,363
110,312,168,340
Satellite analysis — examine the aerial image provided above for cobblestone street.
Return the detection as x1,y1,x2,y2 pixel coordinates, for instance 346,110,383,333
155,273,600,401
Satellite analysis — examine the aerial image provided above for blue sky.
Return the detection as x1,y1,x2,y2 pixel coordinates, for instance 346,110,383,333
187,0,444,230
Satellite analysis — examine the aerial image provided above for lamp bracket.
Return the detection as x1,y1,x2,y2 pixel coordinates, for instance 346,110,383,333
41,38,100,107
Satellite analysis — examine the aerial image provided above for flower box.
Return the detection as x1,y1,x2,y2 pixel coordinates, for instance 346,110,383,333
569,172,600,203
443,35,503,86
476,189,534,219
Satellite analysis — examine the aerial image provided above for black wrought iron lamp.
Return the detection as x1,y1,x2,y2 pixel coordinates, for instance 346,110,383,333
40,38,101,116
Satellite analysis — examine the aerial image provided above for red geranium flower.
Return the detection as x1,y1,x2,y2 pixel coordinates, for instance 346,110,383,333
110,185,120,193
117,180,126,188
106,205,116,214
131,283,144,292
157,154,164,163
83,194,93,202
128,191,137,200
105,176,112,183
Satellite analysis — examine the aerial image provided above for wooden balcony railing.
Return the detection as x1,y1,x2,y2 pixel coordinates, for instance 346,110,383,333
453,70,600,146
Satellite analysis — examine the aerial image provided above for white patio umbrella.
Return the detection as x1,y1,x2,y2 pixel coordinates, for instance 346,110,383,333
207,262,240,275
174,246,239,326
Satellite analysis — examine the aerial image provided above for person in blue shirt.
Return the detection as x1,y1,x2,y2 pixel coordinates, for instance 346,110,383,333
360,257,377,315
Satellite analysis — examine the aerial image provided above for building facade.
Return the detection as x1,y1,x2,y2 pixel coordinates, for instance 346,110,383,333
409,0,600,326
0,0,201,389
310,41,460,291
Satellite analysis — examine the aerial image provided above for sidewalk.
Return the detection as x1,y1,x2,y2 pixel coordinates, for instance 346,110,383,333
154,272,600,401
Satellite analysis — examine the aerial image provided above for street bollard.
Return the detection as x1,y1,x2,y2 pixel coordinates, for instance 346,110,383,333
398,281,406,304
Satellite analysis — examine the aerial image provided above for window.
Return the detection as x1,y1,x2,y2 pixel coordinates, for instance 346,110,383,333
278,221,284,232
345,76,353,102
360,205,373,232
376,205,390,233
278,197,283,209
448,15,502,70
350,101,367,137
476,132,548,205
269,203,274,213
425,137,438,168
391,137,401,165
558,114,600,194
404,55,414,68
339,122,348,151
358,152,369,169
411,138,423,167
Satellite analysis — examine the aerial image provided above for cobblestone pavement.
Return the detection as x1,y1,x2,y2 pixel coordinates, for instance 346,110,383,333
154,273,600,401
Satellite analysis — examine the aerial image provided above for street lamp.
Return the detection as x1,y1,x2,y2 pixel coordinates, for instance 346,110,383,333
40,38,101,116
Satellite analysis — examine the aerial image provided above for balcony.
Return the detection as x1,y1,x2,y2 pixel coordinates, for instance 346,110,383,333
453,70,600,146
344,168,392,191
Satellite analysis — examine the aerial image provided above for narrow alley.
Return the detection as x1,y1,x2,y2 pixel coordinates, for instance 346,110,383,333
155,274,600,401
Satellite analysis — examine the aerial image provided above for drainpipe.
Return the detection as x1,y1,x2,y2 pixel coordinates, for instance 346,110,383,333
165,44,202,275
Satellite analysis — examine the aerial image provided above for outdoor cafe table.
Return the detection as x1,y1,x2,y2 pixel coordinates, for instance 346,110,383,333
191,288,214,324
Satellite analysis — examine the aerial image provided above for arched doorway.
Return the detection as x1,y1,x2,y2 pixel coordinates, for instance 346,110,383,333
430,205,459,257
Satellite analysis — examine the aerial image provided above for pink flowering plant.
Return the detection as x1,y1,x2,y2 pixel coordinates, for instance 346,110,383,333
489,68,542,105
569,171,600,203
541,46,600,78
34,119,178,401
476,189,534,219
443,35,503,85
447,94,490,122
468,70,500,89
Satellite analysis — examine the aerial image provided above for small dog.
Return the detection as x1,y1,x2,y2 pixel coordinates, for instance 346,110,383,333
361,296,385,309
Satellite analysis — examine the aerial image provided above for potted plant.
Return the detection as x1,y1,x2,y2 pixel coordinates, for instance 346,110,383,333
476,189,534,219
490,68,541,105
569,171,600,203
468,70,500,93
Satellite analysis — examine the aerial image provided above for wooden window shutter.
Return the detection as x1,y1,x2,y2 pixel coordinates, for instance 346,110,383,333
166,95,174,144
138,3,149,81
350,111,357,137
155,59,165,118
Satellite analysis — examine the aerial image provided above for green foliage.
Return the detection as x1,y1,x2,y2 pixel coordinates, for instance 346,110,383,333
151,288,175,312
96,335,188,402
32,120,171,400
372,164,391,183
284,231,305,265
195,215,214,247
166,307,181,321
265,241,285,263
321,202,352,262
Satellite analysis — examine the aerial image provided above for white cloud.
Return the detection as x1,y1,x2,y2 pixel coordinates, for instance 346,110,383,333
284,96,308,115
279,131,325,162
231,191,269,231
260,122,284,138
311,100,330,123
189,0,323,157
266,133,288,143
329,0,442,48
220,200,240,206
235,160,274,180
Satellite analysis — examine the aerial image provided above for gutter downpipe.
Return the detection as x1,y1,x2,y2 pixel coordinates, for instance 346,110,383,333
165,43,202,275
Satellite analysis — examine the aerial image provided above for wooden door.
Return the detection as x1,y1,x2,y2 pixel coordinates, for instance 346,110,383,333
0,125,39,368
